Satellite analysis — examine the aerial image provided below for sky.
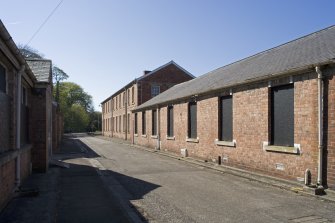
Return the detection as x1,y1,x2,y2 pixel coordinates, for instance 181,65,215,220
1,0,335,110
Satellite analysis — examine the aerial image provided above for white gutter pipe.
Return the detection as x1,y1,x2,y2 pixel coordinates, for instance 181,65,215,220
15,65,24,186
316,66,324,188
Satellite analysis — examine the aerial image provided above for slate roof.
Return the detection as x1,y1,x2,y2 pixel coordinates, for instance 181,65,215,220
26,59,52,83
135,25,335,111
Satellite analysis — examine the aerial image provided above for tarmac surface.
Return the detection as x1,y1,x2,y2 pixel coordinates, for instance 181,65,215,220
0,134,131,223
1,133,335,223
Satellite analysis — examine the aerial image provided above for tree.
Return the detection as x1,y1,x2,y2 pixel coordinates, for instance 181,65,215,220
18,44,44,59
57,82,94,132
64,104,90,133
53,66,69,103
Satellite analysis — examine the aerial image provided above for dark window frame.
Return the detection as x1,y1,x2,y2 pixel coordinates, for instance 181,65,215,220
270,84,294,147
188,101,197,139
167,105,174,137
218,95,233,141
134,113,138,134
151,85,160,97
152,109,157,136
142,111,146,135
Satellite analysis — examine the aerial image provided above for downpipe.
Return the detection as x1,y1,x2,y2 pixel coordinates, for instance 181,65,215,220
15,65,24,186
316,66,324,190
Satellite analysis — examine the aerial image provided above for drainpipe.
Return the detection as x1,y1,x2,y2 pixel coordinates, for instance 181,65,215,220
316,66,324,188
15,65,24,186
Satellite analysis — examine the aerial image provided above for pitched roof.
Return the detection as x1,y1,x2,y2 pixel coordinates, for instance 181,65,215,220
135,25,335,111
101,60,193,104
26,59,52,83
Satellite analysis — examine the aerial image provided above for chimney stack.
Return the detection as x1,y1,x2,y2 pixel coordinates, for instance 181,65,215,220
143,70,151,76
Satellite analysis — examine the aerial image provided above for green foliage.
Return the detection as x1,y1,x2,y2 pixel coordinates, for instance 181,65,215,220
56,82,95,132
64,104,90,133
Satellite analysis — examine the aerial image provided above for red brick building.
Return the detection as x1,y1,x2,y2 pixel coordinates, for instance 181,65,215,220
0,21,62,210
101,61,194,140
133,26,335,191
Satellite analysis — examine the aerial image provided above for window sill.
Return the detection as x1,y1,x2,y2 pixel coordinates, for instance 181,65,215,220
186,137,199,143
215,139,236,147
166,136,175,140
263,141,300,154
151,135,158,139
141,134,147,138
134,134,138,137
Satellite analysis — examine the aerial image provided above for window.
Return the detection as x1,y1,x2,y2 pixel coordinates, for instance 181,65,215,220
132,87,134,104
134,113,138,134
167,106,174,137
123,115,126,132
127,113,130,133
219,96,233,141
123,92,126,107
128,89,130,105
119,95,121,108
0,64,6,93
151,85,160,97
112,117,114,132
115,117,118,132
142,111,146,135
119,115,121,132
152,109,157,136
271,84,294,147
188,102,197,138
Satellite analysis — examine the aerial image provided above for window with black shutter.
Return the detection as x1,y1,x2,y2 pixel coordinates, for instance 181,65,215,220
152,109,157,135
167,106,174,137
271,84,294,146
134,113,138,134
127,114,130,133
142,111,146,135
219,96,233,141
188,102,197,138
0,64,6,93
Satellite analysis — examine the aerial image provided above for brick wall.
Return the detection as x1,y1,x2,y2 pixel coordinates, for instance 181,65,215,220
138,63,193,105
0,160,15,210
325,67,335,189
30,88,49,172
134,71,330,186
0,93,10,152
20,148,31,182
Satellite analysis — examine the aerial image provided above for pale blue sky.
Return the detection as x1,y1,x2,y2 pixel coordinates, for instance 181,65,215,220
1,0,334,109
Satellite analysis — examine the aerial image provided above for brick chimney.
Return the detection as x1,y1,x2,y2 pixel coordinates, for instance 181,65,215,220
143,70,151,76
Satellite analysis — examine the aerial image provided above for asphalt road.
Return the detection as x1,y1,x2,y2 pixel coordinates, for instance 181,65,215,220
78,135,335,223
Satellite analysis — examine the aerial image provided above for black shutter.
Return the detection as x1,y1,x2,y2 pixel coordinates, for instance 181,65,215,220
152,110,157,135
220,96,233,141
188,102,197,138
142,111,146,134
167,106,174,137
0,65,5,93
271,84,294,146
134,113,138,134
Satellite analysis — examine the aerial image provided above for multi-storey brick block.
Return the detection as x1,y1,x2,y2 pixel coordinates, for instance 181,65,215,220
101,61,194,141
